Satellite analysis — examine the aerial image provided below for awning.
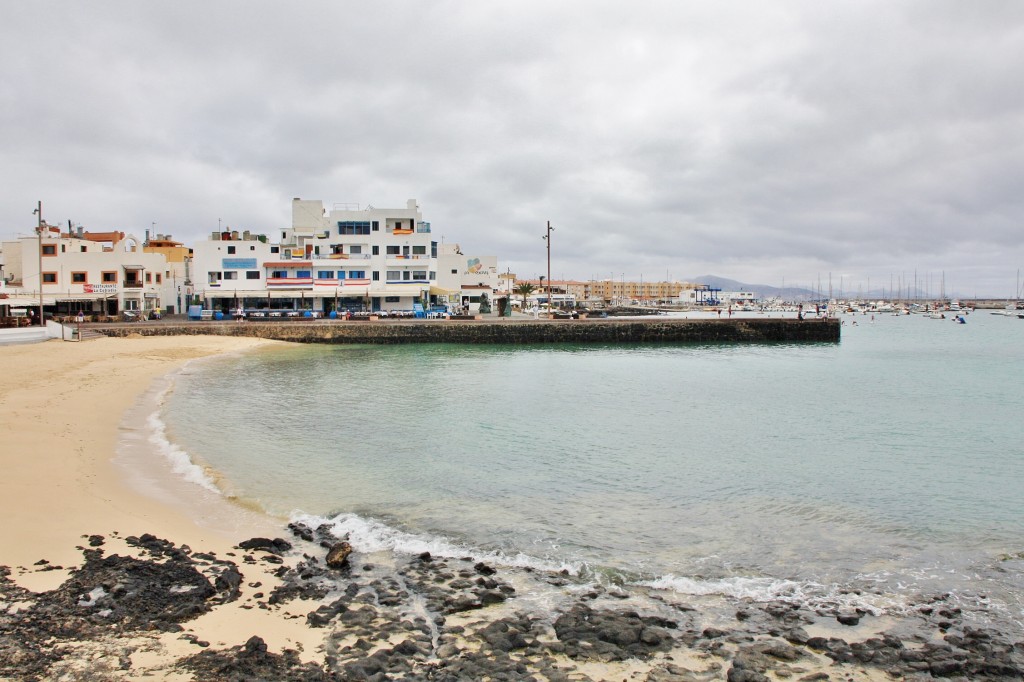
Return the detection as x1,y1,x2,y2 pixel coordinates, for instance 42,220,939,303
428,285,459,295
0,297,43,307
238,291,324,300
55,294,110,302
381,286,427,296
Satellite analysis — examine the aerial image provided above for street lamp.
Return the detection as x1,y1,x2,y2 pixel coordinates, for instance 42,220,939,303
542,221,554,310
33,201,43,325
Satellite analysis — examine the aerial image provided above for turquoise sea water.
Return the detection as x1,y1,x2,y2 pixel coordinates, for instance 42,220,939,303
159,311,1024,629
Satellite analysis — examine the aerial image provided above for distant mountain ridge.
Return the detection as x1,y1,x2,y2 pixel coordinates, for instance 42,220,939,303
688,275,932,301
688,275,817,301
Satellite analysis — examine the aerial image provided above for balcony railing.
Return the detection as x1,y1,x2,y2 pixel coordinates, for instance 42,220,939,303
123,282,143,289
312,253,372,260
386,255,430,264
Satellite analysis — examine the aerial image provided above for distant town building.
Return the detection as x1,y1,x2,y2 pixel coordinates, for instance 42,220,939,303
516,279,687,306
0,226,177,317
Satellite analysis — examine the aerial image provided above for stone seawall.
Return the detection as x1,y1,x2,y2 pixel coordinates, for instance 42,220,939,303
96,318,839,344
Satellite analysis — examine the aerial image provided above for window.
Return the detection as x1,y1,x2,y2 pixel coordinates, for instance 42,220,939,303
270,246,280,254
296,270,311,278
385,296,400,303
42,244,56,256
271,270,287,278
350,245,362,254
371,221,379,231
102,271,117,283
80,245,87,252
145,272,152,283
403,271,411,281
387,270,401,280
412,245,426,255
337,271,346,280
372,245,379,255
223,271,238,280
349,270,366,279
372,271,380,281
317,271,334,279
413,270,427,281
451,269,458,274
250,245,256,251
72,272,87,284
156,274,162,283
208,272,222,284
61,244,66,253
227,246,236,254
337,221,371,235
387,246,400,255
43,272,57,284
429,271,436,280
246,271,260,280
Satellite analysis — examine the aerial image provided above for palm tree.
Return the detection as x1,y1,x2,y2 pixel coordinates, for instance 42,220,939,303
514,282,536,310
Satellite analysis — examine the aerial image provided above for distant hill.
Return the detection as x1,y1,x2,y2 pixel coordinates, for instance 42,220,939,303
688,275,819,301
689,275,932,301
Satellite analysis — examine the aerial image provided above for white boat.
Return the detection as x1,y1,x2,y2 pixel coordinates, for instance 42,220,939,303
991,302,1023,317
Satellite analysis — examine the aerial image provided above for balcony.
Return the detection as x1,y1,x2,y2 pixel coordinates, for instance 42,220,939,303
123,282,143,289
267,277,313,287
312,253,371,260
385,254,430,265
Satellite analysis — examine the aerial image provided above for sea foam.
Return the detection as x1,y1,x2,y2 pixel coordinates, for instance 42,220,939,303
145,382,220,494
641,573,903,615
291,511,582,576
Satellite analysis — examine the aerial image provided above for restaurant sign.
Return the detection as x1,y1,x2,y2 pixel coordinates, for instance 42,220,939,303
83,284,117,294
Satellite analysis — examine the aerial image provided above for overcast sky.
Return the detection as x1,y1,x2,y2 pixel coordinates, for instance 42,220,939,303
2,1,1022,297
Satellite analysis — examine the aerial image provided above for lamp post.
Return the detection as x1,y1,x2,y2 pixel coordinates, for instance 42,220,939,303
542,221,554,310
33,201,43,325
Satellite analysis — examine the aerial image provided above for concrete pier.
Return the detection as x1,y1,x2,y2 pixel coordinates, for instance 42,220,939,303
95,317,840,344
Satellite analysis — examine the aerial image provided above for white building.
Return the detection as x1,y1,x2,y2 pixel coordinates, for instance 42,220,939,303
721,291,758,306
191,199,440,314
435,244,499,314
1,226,175,318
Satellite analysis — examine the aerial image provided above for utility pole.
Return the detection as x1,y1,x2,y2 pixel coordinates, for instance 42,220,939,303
33,201,43,325
543,221,554,309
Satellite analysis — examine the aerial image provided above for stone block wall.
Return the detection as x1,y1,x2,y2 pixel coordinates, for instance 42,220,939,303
96,318,840,345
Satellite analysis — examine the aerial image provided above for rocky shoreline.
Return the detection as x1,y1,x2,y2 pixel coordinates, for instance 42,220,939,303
2,522,1023,681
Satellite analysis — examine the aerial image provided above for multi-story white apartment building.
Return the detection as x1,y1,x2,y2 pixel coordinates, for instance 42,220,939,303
1,226,176,318
191,199,439,314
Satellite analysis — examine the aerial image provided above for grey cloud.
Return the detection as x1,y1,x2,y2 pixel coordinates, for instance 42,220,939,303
2,0,1022,296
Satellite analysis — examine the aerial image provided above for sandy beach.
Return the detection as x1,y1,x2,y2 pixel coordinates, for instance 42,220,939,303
2,335,1015,681
0,335,331,679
